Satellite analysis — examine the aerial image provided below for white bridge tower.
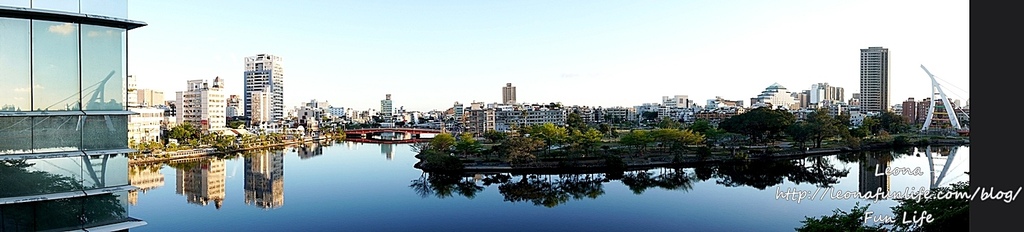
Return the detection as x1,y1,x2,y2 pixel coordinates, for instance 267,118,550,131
920,65,962,131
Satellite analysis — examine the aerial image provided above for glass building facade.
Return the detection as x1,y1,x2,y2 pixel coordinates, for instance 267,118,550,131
1,1,147,231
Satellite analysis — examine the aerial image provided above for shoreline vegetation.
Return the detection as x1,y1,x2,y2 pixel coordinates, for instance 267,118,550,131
413,108,969,173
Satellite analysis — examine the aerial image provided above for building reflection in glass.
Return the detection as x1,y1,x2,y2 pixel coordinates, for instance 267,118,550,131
245,150,284,209
128,163,166,205
175,158,226,209
859,153,891,194
381,143,394,160
297,143,323,160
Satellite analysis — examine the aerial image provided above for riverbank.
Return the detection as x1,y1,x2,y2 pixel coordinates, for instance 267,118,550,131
414,137,969,173
128,137,331,165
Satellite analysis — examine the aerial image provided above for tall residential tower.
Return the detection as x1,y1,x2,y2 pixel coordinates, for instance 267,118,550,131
502,83,516,104
860,47,890,113
244,54,285,124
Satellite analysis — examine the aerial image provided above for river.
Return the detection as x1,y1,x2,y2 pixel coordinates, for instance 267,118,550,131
126,141,969,231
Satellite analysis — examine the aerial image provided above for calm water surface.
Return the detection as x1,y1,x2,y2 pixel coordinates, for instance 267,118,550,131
127,142,969,231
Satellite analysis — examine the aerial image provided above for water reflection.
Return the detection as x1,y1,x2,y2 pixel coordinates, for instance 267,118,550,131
297,142,324,160
244,150,285,209
172,158,226,209
1,159,130,231
128,163,166,205
410,146,971,208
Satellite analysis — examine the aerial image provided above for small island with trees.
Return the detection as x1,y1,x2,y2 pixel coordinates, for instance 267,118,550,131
414,108,969,172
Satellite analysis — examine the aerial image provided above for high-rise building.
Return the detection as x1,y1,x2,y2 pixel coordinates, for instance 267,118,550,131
244,54,285,123
662,95,690,108
502,83,516,104
860,47,890,113
0,3,148,230
381,94,394,123
249,91,271,126
176,77,227,133
809,82,845,107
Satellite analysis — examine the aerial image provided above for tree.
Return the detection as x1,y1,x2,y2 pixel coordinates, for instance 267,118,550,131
454,133,483,157
786,121,814,149
566,112,588,132
619,130,653,155
428,133,456,153
641,111,659,122
796,202,885,232
500,137,545,166
567,128,603,155
528,123,568,150
656,117,682,129
806,108,843,148
874,112,911,134
718,107,795,145
598,124,613,137
483,130,508,143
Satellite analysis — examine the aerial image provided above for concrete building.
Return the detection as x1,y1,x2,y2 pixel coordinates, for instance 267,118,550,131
0,3,148,230
244,54,285,123
453,101,465,123
226,95,242,117
249,91,271,126
502,83,516,104
809,82,845,108
753,83,798,110
127,74,139,107
175,77,227,133
381,94,394,123
137,89,165,107
662,95,691,108
706,96,745,110
860,47,890,113
129,107,165,144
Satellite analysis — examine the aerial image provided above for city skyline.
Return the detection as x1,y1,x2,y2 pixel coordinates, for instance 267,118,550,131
126,0,969,111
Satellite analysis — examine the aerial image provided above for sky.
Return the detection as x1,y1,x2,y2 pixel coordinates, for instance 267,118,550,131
125,0,969,112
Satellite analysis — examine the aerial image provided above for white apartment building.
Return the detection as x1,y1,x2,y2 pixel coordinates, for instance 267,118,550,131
176,77,227,132
129,107,165,144
754,83,798,110
662,95,691,108
226,95,242,117
381,94,394,123
244,54,285,122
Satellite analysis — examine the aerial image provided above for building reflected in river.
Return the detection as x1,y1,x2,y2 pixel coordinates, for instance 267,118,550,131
245,150,285,209
859,153,891,194
129,163,167,205
175,158,226,208
382,144,394,160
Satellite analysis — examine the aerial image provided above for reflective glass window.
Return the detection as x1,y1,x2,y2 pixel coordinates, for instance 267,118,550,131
32,20,80,111
0,18,31,111
32,115,82,152
34,197,85,231
81,25,126,111
0,156,84,198
82,115,127,150
82,192,129,228
83,154,129,189
0,116,32,154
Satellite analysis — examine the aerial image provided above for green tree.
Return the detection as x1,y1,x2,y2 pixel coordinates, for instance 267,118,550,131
619,130,653,155
528,123,569,150
874,112,911,134
657,117,682,129
483,130,508,143
500,136,545,166
429,133,456,153
454,133,483,157
718,107,795,145
806,108,843,148
786,121,814,149
566,112,588,132
796,202,885,232
568,128,603,155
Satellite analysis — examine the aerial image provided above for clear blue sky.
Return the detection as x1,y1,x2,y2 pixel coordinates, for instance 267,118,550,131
126,0,969,111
